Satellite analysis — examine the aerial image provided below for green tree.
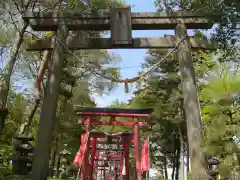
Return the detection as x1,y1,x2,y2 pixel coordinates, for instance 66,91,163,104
154,0,239,59
200,63,240,179
0,0,33,129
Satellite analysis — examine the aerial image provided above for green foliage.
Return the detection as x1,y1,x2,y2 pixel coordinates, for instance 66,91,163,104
0,29,10,45
187,173,192,180
200,64,240,178
0,93,33,178
67,0,125,11
194,51,216,79
0,145,12,179
154,0,240,61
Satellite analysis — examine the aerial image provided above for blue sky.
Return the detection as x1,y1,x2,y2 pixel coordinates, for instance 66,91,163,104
93,0,174,107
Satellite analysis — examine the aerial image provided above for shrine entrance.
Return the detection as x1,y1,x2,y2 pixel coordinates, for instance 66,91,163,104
73,107,152,180
22,7,218,180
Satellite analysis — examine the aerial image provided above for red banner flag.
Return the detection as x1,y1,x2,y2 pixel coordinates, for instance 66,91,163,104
73,133,88,165
141,137,149,172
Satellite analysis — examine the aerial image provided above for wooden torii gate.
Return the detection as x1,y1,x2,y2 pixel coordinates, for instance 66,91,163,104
22,8,219,180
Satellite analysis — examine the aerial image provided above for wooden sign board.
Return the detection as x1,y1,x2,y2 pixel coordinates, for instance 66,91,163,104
110,8,132,45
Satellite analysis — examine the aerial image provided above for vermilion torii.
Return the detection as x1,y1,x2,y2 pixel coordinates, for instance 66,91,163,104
72,107,153,180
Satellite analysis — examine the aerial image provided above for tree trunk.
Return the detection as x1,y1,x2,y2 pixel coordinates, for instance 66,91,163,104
53,145,60,177
179,127,185,180
30,22,68,180
50,132,59,177
24,98,40,135
186,140,190,174
175,23,209,180
163,156,168,180
0,21,28,132
172,158,176,180
171,136,177,180
160,165,164,179
50,148,56,170
175,143,180,180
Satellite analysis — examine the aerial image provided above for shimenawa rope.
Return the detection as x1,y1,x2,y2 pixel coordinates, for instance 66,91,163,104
55,35,188,93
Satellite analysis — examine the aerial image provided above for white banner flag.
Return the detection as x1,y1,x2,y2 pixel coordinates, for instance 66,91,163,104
121,158,126,175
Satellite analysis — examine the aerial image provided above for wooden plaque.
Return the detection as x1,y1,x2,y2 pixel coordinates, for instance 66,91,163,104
110,8,132,45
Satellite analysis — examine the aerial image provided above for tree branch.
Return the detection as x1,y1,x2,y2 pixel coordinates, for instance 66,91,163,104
12,0,21,13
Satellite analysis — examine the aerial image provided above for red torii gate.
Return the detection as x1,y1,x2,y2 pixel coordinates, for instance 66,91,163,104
90,133,131,180
91,133,133,180
76,133,130,180
93,149,125,180
73,107,153,180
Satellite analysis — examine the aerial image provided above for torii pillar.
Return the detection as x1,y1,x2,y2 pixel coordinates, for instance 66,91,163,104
134,118,142,180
